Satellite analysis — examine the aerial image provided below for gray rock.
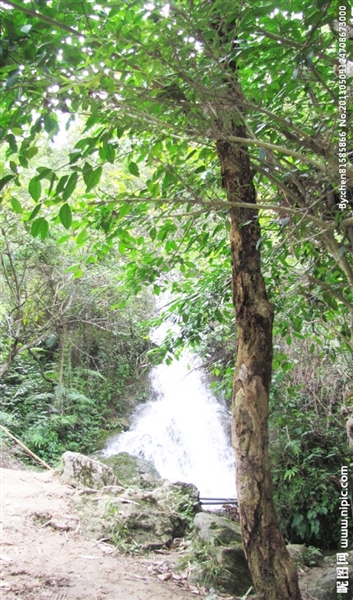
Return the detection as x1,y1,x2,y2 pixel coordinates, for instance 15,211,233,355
62,451,119,489
297,550,353,600
101,452,162,488
74,487,183,549
71,471,199,550
287,544,324,568
194,511,242,545
215,545,253,595
189,512,252,595
301,562,353,600
112,503,180,549
153,480,201,513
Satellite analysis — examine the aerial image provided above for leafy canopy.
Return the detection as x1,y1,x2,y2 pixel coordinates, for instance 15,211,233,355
0,0,352,347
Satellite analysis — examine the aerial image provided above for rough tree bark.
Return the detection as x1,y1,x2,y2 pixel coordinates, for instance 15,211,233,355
216,126,302,600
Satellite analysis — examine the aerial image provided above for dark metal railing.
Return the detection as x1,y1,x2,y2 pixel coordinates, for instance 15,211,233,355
200,497,238,506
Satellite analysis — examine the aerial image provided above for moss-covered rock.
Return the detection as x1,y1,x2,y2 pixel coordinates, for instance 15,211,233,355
184,512,252,596
101,452,162,489
299,551,353,600
194,511,242,545
215,545,253,595
104,499,182,549
62,451,120,489
73,480,198,550
68,458,200,551
287,544,324,568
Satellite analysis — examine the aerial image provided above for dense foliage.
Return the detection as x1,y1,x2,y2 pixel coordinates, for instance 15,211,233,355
0,212,152,461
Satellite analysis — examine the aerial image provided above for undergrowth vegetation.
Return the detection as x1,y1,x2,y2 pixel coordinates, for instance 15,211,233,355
270,339,351,549
0,221,153,463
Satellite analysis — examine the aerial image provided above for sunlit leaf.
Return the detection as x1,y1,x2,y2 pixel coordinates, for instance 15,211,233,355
10,197,23,213
84,166,102,192
128,162,140,177
31,217,47,238
59,203,72,229
28,178,41,202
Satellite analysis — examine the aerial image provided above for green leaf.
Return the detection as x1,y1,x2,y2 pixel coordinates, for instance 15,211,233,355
84,166,102,192
5,70,20,89
43,114,58,136
29,204,42,220
0,174,14,191
4,18,17,40
26,146,39,159
118,203,131,218
116,125,124,138
31,217,48,238
11,197,23,213
28,178,41,202
36,167,54,181
128,161,140,177
57,235,70,244
6,134,18,154
62,171,78,201
76,229,88,247
56,175,69,194
59,203,72,229
39,218,49,240
19,155,29,169
99,143,116,163
162,171,177,188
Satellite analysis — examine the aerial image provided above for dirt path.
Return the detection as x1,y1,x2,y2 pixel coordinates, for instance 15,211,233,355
0,467,217,600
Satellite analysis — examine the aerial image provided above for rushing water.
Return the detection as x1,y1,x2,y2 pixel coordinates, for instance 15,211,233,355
103,350,236,499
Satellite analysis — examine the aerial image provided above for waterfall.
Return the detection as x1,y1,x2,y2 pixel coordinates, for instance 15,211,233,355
103,319,236,499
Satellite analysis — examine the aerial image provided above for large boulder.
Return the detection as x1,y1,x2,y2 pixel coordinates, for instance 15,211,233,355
101,452,163,489
152,481,201,514
188,512,252,596
299,551,353,600
72,475,199,550
215,545,253,596
194,511,242,545
103,500,181,549
287,544,324,568
62,451,120,489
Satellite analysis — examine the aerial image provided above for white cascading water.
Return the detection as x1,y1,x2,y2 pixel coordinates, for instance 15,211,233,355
103,318,236,499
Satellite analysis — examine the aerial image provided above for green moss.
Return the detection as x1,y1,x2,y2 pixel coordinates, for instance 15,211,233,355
94,426,126,451
101,452,161,488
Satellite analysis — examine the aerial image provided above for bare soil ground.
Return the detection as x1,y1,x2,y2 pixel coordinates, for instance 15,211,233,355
0,466,222,600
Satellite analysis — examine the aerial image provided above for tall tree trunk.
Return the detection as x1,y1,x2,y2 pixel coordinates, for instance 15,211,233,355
216,130,302,600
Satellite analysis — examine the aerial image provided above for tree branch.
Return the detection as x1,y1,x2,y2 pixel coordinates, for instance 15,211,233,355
1,0,84,37
219,135,352,178
307,275,353,310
